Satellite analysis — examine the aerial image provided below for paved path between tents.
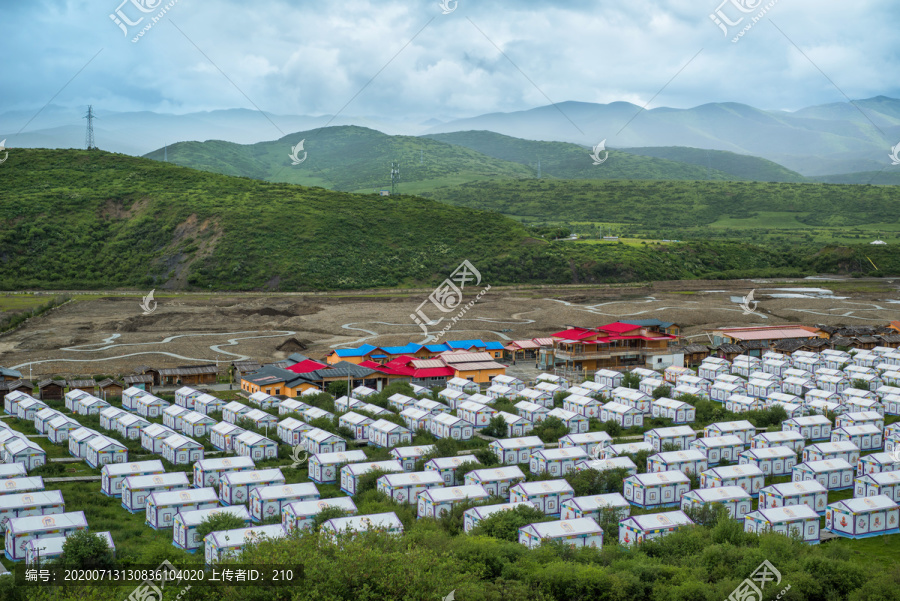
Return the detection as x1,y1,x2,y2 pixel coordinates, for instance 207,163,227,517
49,458,83,463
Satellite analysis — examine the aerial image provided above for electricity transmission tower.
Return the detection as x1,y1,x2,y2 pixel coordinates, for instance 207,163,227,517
391,162,400,195
84,106,97,150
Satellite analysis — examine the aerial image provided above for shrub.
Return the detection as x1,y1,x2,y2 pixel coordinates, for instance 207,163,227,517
652,385,671,400
52,529,116,570
531,417,569,443
621,372,641,389
470,504,551,541
565,467,630,496
481,415,509,438
195,512,249,540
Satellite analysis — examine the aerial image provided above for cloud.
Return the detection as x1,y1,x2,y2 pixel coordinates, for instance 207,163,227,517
1,0,898,130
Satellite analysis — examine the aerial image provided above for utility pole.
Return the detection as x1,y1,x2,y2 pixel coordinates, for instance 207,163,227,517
537,158,541,179
84,106,97,150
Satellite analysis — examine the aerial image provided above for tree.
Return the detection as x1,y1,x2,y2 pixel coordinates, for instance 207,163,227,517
473,447,501,467
327,381,348,397
565,467,630,496
470,504,551,541
621,372,641,389
851,379,870,391
312,506,351,532
652,385,671,400
52,530,115,570
195,512,249,541
531,416,569,443
481,415,508,438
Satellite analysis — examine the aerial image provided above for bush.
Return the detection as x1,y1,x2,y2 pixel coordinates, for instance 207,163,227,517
652,385,671,400
531,417,569,443
327,381,348,397
51,529,116,570
195,511,250,540
354,468,393,496
599,419,622,436
473,448,501,467
312,506,352,532
481,415,508,438
565,467,630,496
622,372,641,389
470,504,552,541
851,379,870,391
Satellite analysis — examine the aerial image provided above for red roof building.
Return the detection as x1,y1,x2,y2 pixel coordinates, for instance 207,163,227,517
286,359,329,374
542,322,679,376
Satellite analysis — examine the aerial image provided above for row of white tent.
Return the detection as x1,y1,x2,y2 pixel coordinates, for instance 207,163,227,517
0,465,113,564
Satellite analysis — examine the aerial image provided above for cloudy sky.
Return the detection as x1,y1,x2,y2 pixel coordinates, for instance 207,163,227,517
3,0,899,126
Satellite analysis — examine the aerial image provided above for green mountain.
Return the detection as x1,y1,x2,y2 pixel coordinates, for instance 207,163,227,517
619,146,807,183
423,131,805,182
422,178,900,242
144,126,535,193
810,171,900,185
144,126,793,194
1,150,898,291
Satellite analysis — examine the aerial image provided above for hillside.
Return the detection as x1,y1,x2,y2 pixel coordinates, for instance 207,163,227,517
424,131,807,182
422,131,742,181
810,171,900,185
143,126,787,193
619,146,807,183
144,126,536,193
1,150,898,291
422,178,900,243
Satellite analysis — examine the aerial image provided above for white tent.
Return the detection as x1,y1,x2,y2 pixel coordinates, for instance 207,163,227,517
519,517,603,549
619,511,694,546
282,497,358,533
744,505,820,543
689,435,745,465
376,471,444,504
417,485,490,518
623,470,690,509
193,456,256,488
681,486,752,519
173,505,251,551
249,482,319,522
647,450,707,475
792,459,855,491
825,496,900,539
739,447,796,477
759,480,828,514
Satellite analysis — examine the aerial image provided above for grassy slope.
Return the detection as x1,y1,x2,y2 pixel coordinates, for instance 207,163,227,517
1,149,899,291
423,131,740,182
422,178,900,235
619,146,808,183
0,149,543,290
144,126,797,193
144,126,535,192
423,131,808,183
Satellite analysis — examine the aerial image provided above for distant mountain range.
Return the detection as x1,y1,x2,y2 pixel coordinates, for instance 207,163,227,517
144,126,813,192
4,96,900,179
423,97,900,177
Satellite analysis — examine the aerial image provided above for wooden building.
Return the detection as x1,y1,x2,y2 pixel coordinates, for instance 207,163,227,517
37,379,66,401
97,379,124,400
157,365,218,387
0,367,23,382
67,379,97,395
0,380,33,397
123,374,153,392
